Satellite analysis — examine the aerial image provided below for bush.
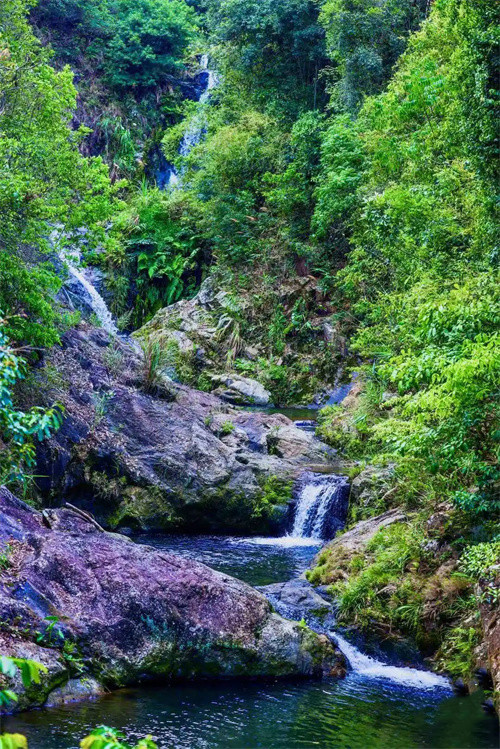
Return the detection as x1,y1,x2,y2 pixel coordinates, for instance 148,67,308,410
0,326,63,486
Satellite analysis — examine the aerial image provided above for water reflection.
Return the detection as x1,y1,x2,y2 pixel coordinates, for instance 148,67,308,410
7,676,498,749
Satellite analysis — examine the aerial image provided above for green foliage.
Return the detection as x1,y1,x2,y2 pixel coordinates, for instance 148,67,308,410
332,523,425,629
252,475,293,520
0,326,63,485
0,656,48,709
113,185,202,324
312,114,365,242
0,655,41,748
169,109,284,265
139,338,173,394
206,0,327,113
220,421,235,436
0,733,28,749
80,727,157,749
320,0,428,111
324,0,500,517
436,625,481,680
0,544,11,572
263,111,324,242
0,0,122,347
103,0,197,89
459,541,500,581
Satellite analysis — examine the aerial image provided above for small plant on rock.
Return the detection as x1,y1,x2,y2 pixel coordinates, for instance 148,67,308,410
220,421,235,436
140,339,171,394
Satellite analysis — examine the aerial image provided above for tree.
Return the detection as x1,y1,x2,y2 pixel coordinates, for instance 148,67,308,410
0,325,63,485
0,0,122,347
320,0,429,111
104,0,198,89
206,0,327,112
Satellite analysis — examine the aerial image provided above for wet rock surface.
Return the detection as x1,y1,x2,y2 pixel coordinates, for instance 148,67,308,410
30,323,333,532
323,509,406,554
0,489,344,712
261,579,332,614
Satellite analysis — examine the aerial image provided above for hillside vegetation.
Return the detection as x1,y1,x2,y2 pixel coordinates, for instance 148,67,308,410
0,0,498,702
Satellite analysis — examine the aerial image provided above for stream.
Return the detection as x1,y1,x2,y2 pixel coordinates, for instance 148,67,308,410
25,55,498,749
7,497,499,748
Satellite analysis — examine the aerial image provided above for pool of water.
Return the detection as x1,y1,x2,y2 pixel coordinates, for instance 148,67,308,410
135,534,321,587
6,535,499,749
8,674,498,749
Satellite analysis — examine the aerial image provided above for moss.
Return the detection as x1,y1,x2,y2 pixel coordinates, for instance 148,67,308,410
307,513,481,672
301,628,335,673
107,486,180,530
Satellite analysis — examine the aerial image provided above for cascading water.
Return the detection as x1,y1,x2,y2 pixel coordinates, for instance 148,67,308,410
274,469,451,691
164,54,218,189
291,471,350,540
49,228,118,336
332,632,451,690
60,247,118,335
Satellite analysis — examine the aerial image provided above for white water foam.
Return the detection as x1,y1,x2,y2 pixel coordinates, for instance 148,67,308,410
292,473,349,540
333,632,451,690
167,54,219,189
59,245,118,335
244,536,321,548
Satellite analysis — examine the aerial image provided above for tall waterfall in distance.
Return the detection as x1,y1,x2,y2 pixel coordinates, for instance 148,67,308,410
291,472,349,540
166,54,219,189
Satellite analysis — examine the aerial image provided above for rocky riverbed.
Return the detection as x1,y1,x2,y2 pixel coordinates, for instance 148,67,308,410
0,488,345,713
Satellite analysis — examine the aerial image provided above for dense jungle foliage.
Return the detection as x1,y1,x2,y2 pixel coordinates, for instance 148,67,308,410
0,0,498,727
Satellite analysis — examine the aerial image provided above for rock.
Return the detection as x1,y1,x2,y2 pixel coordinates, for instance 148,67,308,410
477,571,500,712
31,324,332,532
45,678,104,707
350,465,396,509
262,580,331,614
0,489,344,712
267,425,316,459
323,509,406,554
452,677,469,695
426,511,451,538
210,374,272,407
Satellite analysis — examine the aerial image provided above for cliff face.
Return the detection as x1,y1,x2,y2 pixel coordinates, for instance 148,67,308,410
27,323,332,533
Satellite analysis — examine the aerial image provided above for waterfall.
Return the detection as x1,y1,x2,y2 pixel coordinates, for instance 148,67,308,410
291,472,349,540
55,236,118,335
333,632,451,690
165,54,219,189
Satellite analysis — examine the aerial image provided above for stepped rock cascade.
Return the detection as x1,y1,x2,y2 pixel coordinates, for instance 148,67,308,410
291,471,350,540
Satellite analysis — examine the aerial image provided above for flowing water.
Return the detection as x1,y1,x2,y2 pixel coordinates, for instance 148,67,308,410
8,480,499,748
58,246,118,335
24,215,498,746
291,472,349,540
163,54,218,189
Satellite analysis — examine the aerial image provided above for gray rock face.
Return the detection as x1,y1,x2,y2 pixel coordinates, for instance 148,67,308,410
210,374,272,406
262,579,332,614
0,489,344,712
32,324,331,532
350,465,396,511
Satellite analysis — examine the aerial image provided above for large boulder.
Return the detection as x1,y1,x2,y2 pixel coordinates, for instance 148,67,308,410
210,374,272,406
0,489,345,712
31,324,332,532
